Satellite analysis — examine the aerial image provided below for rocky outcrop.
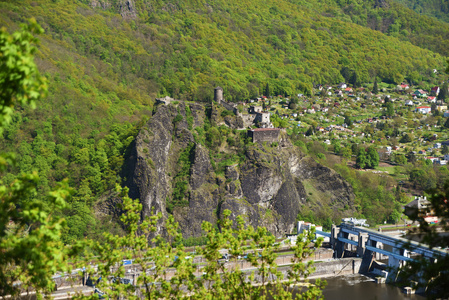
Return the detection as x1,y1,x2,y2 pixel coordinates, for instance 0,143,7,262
125,102,356,238
190,144,212,190
125,104,176,235
88,0,136,19
89,0,111,9
118,0,137,19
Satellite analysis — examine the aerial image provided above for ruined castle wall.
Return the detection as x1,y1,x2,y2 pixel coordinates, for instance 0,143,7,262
241,114,257,128
221,101,236,112
248,129,280,143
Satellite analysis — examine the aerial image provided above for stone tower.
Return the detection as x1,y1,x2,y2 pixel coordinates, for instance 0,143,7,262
214,86,223,103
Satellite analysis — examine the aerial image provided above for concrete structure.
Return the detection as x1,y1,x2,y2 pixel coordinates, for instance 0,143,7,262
296,221,329,243
214,86,224,103
247,128,280,143
327,223,447,283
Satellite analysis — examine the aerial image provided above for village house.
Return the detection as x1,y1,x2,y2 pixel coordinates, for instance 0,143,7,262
431,86,440,96
444,111,449,117
416,106,431,114
337,83,347,89
437,105,447,112
414,89,427,98
434,159,447,165
427,96,436,103
426,157,439,163
405,100,414,106
399,83,409,90
404,196,432,219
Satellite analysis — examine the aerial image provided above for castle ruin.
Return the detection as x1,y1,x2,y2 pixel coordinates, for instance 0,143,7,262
247,128,280,143
214,86,224,103
215,86,273,129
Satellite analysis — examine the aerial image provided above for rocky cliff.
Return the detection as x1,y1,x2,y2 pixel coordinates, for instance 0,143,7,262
125,102,355,237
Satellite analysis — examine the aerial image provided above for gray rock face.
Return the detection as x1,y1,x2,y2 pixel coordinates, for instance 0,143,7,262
125,102,356,238
126,105,176,234
118,0,136,19
190,144,212,190
90,0,111,9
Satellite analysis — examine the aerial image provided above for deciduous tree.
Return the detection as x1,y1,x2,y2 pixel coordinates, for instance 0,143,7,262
438,82,448,101
398,183,449,298
367,146,380,168
356,148,367,169
0,20,76,298
372,79,379,94
80,186,326,299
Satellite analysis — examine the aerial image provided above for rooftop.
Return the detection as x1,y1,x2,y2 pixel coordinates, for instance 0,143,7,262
250,128,280,132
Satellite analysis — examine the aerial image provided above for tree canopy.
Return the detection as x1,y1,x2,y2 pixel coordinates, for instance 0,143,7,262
0,20,76,297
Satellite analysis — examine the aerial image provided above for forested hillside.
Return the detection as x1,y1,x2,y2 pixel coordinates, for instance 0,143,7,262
394,0,449,23
320,0,449,57
0,0,447,242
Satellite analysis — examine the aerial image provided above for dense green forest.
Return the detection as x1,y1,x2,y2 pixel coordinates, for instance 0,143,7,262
0,0,448,242
320,0,449,57
395,0,449,22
